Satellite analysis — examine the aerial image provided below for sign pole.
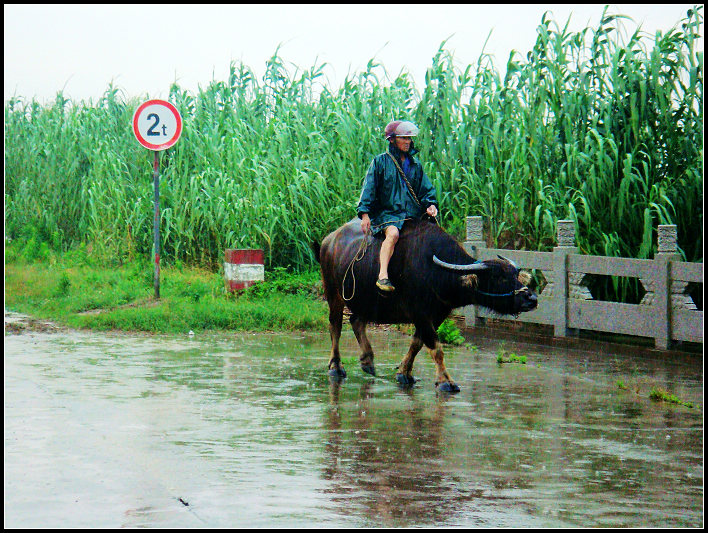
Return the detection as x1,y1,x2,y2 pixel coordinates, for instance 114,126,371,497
132,99,182,299
152,150,160,299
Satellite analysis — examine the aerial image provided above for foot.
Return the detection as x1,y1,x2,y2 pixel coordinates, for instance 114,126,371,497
376,278,395,292
328,366,347,379
436,381,460,393
396,373,417,386
361,364,376,376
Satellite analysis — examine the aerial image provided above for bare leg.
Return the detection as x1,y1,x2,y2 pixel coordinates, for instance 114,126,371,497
378,225,399,281
351,315,375,376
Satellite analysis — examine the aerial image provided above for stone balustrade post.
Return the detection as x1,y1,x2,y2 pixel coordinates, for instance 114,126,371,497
654,225,679,349
465,216,485,258
553,220,577,337
464,216,485,327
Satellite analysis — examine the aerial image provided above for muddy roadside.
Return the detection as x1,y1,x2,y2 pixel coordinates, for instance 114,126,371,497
4,310,67,335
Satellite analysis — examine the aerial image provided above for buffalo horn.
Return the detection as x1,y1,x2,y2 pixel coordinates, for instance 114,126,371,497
433,255,488,272
497,254,518,269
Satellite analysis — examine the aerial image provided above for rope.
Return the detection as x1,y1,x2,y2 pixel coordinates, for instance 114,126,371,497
343,152,439,301
341,220,529,302
387,151,439,226
341,230,369,301
387,152,421,207
341,217,413,301
476,286,531,298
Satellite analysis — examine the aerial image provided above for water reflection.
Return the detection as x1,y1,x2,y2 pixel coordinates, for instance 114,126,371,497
322,378,567,526
4,328,703,528
323,381,467,527
315,335,702,527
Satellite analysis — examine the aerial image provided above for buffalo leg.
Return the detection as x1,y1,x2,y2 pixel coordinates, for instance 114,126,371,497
395,330,424,385
419,322,460,393
327,298,347,379
351,314,375,376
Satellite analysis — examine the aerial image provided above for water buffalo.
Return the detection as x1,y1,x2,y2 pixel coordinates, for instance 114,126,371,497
313,217,537,392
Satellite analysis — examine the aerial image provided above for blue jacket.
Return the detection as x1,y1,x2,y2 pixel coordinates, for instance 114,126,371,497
357,143,438,235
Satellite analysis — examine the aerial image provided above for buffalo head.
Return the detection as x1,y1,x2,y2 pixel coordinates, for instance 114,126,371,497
433,253,537,315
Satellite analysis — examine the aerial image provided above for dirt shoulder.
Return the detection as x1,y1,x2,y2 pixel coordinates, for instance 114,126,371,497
4,310,65,335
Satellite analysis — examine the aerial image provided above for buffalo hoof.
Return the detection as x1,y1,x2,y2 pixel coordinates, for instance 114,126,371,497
396,373,417,386
436,381,460,393
328,367,347,379
361,364,376,376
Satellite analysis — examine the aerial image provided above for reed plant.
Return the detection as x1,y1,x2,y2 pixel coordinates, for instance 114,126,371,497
5,7,703,304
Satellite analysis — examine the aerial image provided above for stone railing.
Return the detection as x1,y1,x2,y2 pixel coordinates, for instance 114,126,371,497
463,216,702,349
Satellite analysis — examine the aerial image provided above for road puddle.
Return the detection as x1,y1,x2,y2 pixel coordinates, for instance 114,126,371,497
4,315,703,527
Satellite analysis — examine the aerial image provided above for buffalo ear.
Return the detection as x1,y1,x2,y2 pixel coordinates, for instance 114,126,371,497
461,274,478,288
518,270,532,286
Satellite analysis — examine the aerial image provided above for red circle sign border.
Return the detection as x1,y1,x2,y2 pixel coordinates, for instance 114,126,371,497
132,99,183,151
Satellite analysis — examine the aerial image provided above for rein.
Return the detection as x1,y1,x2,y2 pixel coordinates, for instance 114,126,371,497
476,286,529,298
341,219,529,302
342,216,414,301
475,289,514,298
341,151,440,301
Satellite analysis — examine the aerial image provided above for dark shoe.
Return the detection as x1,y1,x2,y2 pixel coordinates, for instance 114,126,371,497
376,278,395,292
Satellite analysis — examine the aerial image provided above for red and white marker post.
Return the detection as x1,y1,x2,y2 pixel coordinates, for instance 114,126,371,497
132,99,183,298
224,249,265,292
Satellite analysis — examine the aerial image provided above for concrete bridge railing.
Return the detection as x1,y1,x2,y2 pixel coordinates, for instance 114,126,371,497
463,216,703,349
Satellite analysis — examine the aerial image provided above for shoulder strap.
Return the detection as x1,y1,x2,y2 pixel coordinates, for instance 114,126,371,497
386,151,421,207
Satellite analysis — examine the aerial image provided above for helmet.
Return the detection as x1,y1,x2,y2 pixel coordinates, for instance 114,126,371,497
384,120,419,140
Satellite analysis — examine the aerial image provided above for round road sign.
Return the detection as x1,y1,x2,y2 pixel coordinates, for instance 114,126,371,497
132,99,183,151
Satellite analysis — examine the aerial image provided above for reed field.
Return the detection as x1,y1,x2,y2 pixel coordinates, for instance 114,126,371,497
5,8,703,303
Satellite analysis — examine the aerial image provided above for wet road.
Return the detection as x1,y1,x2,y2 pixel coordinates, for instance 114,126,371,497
4,316,703,527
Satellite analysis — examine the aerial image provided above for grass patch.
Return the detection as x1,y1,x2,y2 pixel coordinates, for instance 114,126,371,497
649,388,695,409
4,241,327,334
616,379,642,394
496,345,527,365
437,318,465,345
617,380,696,409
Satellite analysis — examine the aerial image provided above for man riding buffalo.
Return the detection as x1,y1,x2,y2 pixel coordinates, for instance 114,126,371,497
357,120,439,293
315,120,538,392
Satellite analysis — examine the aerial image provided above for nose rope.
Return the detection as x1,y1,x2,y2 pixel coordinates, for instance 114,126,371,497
476,285,530,298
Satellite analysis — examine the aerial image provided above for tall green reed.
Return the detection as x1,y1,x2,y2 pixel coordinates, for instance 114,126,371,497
5,7,703,302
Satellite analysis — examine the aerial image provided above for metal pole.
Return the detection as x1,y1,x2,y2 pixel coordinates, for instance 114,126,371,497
153,150,160,299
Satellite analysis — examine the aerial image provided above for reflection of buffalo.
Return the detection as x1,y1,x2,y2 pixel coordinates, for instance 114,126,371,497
322,381,454,526
314,218,537,392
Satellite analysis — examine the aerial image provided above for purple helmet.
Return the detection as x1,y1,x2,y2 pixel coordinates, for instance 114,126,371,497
384,120,419,140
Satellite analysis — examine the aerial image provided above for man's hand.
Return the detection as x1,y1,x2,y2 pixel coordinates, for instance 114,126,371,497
426,205,438,218
361,213,371,234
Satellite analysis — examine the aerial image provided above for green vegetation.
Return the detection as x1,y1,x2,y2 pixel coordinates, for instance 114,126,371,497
4,240,327,333
496,354,528,365
616,379,641,394
617,380,696,409
496,345,528,364
436,318,466,345
4,7,703,307
649,387,695,408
